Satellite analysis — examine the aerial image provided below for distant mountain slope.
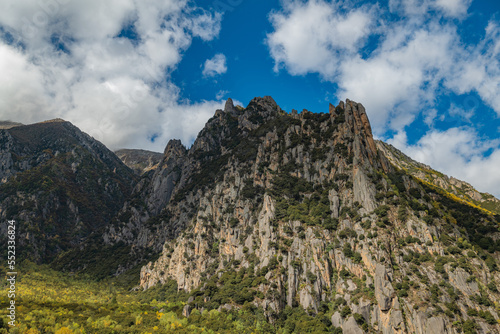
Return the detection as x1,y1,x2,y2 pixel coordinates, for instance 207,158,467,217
115,149,163,175
0,120,23,129
0,119,136,263
377,141,500,215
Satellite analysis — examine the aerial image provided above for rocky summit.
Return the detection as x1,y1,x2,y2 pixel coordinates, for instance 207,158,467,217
1,97,500,333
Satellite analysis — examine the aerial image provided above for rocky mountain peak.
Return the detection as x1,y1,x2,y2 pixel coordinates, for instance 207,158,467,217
249,95,278,108
344,99,386,171
163,139,187,159
245,95,282,119
129,90,500,333
115,149,163,175
0,119,136,263
377,140,500,215
224,98,238,115
329,100,344,115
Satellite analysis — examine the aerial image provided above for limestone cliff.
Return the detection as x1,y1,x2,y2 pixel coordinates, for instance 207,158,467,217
114,97,500,333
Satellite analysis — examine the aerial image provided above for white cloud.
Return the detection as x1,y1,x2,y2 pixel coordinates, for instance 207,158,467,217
266,0,375,78
0,0,222,152
342,23,459,129
0,44,50,119
202,53,227,77
388,128,500,198
388,0,472,18
423,109,438,126
448,103,474,122
216,90,230,100
434,0,472,18
444,21,500,116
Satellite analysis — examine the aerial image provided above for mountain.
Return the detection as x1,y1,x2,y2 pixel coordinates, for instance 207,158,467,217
0,119,136,263
102,97,499,333
115,149,163,175
0,121,23,129
377,141,500,215
1,98,500,333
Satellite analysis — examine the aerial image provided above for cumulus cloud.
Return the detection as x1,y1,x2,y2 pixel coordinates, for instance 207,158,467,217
434,0,472,17
267,0,374,78
216,90,230,100
0,0,223,151
388,128,500,198
444,21,500,115
448,104,474,122
0,44,50,118
202,54,227,77
337,23,458,130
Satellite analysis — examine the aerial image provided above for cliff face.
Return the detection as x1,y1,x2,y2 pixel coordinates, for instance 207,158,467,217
109,97,500,333
137,97,388,287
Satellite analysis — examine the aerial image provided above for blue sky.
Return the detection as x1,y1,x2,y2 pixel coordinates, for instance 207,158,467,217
0,0,499,196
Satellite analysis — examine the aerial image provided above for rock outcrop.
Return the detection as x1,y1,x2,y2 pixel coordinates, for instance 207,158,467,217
374,264,394,311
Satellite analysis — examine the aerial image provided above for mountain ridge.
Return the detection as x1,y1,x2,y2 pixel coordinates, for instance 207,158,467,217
376,141,500,216
115,148,164,175
116,97,499,333
0,120,137,263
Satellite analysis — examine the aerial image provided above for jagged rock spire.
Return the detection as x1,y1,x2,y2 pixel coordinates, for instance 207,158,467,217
224,98,237,116
248,96,280,113
163,139,186,159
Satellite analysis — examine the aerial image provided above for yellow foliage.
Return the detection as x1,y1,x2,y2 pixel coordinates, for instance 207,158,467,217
0,263,267,334
416,177,494,215
55,327,74,334
25,329,40,334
